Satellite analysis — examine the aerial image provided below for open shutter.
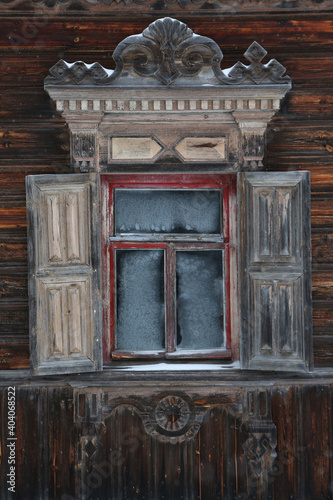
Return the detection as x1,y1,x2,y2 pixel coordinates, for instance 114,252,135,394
239,171,313,371
26,173,102,375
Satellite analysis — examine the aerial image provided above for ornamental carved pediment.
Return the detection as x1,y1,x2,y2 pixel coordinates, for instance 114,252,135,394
45,17,291,88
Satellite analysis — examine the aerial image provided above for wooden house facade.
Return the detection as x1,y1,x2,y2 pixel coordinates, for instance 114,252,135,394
0,1,333,498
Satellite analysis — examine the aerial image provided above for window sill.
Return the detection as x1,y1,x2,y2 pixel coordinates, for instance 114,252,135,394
2,366,333,386
111,350,232,360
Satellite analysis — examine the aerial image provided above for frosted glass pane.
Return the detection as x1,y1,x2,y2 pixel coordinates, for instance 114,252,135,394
176,250,224,350
116,250,165,351
115,189,221,234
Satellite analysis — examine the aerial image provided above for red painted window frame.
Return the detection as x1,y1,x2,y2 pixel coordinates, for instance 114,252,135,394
101,174,236,362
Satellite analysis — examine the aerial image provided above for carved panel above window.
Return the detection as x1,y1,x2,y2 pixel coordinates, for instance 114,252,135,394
44,17,291,175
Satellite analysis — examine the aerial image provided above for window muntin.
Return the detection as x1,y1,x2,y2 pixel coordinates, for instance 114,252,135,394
107,174,233,360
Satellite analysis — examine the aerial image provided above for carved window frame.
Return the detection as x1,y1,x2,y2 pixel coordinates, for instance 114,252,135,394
101,173,236,361
26,17,313,376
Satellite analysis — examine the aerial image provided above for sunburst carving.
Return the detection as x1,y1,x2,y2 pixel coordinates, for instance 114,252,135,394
155,395,190,432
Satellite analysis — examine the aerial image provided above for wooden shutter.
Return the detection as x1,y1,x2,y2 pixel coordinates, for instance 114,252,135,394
26,174,102,375
239,171,313,371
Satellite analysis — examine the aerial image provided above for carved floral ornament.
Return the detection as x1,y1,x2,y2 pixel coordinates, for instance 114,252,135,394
73,388,277,488
45,17,291,88
44,18,292,173
1,0,331,10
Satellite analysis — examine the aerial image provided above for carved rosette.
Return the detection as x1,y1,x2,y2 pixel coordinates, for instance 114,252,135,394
142,393,203,443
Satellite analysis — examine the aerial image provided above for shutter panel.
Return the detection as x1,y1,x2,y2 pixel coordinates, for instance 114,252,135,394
239,171,313,371
26,174,102,375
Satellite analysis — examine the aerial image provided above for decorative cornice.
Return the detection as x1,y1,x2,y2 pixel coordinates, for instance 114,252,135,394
54,97,282,114
45,17,291,89
1,0,331,12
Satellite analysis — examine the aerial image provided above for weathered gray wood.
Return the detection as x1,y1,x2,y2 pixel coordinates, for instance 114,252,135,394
26,173,102,375
239,171,313,372
44,18,291,176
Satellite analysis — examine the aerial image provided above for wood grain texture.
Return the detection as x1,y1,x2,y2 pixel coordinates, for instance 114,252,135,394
239,172,313,371
0,10,332,500
0,17,333,51
0,382,332,498
0,302,28,335
0,341,29,368
26,174,102,375
0,9,332,367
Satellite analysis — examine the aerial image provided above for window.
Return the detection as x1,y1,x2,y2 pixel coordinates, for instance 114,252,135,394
27,17,312,376
27,171,312,375
104,174,235,360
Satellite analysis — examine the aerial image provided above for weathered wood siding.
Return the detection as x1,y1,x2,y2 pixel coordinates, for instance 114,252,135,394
0,5,332,369
0,380,333,499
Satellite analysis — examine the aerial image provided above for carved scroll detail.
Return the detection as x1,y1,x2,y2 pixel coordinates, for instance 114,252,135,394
73,389,242,443
45,18,290,87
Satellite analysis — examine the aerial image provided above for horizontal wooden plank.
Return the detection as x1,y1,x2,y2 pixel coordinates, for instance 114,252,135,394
0,195,25,208
0,91,61,123
266,122,333,157
0,303,29,337
313,337,333,367
0,173,26,194
0,269,28,300
312,232,333,266
0,230,28,267
0,163,71,174
0,341,30,369
281,89,333,121
311,195,333,228
313,301,333,335
0,206,26,230
0,244,28,267
0,126,69,160
309,171,333,191
312,272,333,301
266,156,333,169
0,17,332,52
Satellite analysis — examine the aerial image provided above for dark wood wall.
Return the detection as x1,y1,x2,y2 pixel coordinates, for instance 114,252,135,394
0,4,333,499
1,378,333,500
0,2,332,369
